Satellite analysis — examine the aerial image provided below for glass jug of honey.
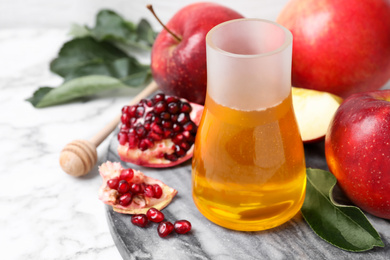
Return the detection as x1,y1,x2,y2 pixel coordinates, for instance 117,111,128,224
192,18,306,231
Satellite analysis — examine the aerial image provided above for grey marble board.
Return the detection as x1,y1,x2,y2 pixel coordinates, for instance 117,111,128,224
105,128,390,260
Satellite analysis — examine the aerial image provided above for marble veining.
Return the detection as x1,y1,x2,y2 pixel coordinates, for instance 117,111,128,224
0,28,124,260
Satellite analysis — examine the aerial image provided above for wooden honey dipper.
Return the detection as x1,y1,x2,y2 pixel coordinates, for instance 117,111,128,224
59,81,158,177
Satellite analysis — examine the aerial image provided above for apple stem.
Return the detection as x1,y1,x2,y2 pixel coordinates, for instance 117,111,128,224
147,4,182,43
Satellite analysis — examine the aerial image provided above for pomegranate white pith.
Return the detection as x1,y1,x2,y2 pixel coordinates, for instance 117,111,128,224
117,93,204,167
98,161,177,214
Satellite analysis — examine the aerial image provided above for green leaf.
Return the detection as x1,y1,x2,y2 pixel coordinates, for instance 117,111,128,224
136,19,158,46
90,9,156,50
301,168,384,252
26,87,54,107
68,23,91,38
91,10,136,42
30,75,130,108
50,37,132,80
27,10,156,108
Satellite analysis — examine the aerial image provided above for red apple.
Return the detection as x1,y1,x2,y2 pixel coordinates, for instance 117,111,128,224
277,0,390,98
150,3,243,104
325,90,390,219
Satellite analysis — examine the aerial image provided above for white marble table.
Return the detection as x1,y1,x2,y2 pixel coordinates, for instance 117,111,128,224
1,1,389,259
0,28,126,260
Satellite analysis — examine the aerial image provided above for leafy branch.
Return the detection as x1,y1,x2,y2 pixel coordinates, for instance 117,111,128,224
27,9,156,108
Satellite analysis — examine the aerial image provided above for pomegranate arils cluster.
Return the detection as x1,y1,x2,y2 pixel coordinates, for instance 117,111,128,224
106,168,163,207
118,93,198,162
131,208,192,238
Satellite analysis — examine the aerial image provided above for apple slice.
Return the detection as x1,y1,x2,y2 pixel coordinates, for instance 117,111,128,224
292,87,343,143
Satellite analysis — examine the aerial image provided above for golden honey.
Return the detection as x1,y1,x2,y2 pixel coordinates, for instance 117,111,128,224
192,92,306,231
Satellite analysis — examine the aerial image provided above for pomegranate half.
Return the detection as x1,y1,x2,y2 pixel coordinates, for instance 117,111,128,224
98,161,177,214
117,93,204,167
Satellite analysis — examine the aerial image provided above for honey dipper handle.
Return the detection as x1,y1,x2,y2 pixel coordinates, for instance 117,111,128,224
89,81,158,147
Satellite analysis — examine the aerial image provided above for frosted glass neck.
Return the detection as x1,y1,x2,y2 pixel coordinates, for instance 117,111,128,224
206,18,293,110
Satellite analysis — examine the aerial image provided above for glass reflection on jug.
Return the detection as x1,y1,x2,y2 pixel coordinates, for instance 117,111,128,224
191,18,306,231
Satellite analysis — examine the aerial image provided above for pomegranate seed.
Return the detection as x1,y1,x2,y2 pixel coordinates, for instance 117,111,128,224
131,214,148,227
144,121,152,131
121,113,130,125
183,132,195,143
157,221,174,237
153,184,163,199
182,130,191,139
165,153,178,162
140,99,153,107
160,112,171,120
117,180,130,194
172,134,184,145
154,101,167,114
153,116,162,124
144,185,155,197
118,132,128,145
129,117,137,127
128,127,136,135
163,129,173,138
181,102,192,113
177,113,190,125
148,131,163,141
119,169,134,182
171,114,178,123
162,120,172,129
153,93,165,103
183,122,197,133
174,220,192,234
166,96,178,103
145,111,154,121
129,106,137,117
168,102,180,114
107,177,119,190
172,123,182,132
122,105,131,114
120,124,129,132
119,193,132,206
138,183,146,194
152,123,164,134
128,135,139,149
135,126,147,137
180,141,191,151
130,183,142,194
147,208,165,223
175,145,186,157
136,106,145,117
138,138,154,151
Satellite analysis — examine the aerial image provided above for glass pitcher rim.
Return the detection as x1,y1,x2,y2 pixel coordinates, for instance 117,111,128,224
206,18,293,59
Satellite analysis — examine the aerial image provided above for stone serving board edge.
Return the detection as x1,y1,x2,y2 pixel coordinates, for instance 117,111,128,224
105,128,390,260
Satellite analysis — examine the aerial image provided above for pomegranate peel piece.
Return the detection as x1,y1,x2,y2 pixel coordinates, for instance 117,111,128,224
98,161,177,214
117,93,204,168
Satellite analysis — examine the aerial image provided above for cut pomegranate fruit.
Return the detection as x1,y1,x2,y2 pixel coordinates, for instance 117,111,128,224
98,161,177,214
146,208,165,223
174,220,192,234
157,221,174,238
131,214,149,228
117,93,204,168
